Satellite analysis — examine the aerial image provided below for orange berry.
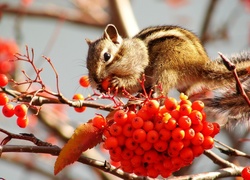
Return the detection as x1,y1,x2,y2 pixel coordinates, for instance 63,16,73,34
164,97,178,111
145,99,159,114
133,128,146,143
146,130,159,143
153,140,168,152
101,77,111,91
191,121,203,132
191,100,204,111
122,123,133,137
170,109,180,120
109,146,122,159
184,128,195,140
135,147,145,156
201,122,214,136
127,110,136,123
159,128,171,141
169,140,184,152
73,93,84,100
114,110,127,125
92,115,106,129
137,107,152,121
179,104,192,116
191,132,204,146
0,74,8,87
147,167,159,178
104,136,118,150
109,123,122,136
0,92,8,105
154,119,164,131
116,135,126,146
192,145,204,157
143,120,154,132
2,103,15,117
121,148,134,160
143,150,159,164
14,104,28,117
141,141,153,151
202,136,214,149
125,138,138,150
131,116,144,129
180,147,194,162
171,127,185,141
164,118,177,130
79,75,90,87
180,99,192,106
131,155,142,168
210,122,220,137
178,116,192,129
189,110,203,124
17,116,29,128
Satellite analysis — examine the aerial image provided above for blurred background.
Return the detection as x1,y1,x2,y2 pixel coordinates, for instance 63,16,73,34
0,0,249,179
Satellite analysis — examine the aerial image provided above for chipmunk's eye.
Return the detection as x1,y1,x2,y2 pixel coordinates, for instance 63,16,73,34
103,52,111,62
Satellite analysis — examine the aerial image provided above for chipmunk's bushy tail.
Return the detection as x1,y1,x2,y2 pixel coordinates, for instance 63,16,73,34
191,51,250,127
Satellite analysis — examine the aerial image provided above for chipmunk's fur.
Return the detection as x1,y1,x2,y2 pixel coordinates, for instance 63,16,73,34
86,24,250,125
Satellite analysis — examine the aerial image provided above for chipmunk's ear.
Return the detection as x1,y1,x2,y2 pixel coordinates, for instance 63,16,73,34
103,24,123,44
85,38,92,46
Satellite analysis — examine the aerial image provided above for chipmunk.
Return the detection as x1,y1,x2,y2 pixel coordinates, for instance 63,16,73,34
86,24,250,124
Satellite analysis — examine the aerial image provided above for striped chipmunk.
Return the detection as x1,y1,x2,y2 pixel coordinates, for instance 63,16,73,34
86,24,250,125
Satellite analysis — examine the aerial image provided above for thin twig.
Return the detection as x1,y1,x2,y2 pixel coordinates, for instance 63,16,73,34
219,52,250,107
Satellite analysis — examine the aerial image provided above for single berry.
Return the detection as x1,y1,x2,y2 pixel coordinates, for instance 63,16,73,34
191,100,204,111
0,93,9,105
17,116,29,128
92,115,106,129
133,128,146,143
2,103,15,117
79,75,90,87
0,74,8,87
114,110,128,125
104,136,118,150
14,104,28,117
164,97,178,111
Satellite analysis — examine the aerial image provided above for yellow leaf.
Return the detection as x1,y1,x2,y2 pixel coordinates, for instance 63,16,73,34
54,120,103,175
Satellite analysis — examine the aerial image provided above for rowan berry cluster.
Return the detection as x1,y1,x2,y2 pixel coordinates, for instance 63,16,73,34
0,73,29,128
102,94,220,178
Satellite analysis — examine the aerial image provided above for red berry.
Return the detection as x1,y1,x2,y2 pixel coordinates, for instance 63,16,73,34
133,128,146,143
72,93,86,113
17,117,29,128
109,123,122,136
131,116,144,129
14,104,28,117
145,99,159,114
191,100,204,111
178,116,192,129
2,103,15,117
172,127,185,141
92,115,106,129
242,166,250,180
104,136,118,150
0,93,8,105
164,97,178,111
191,132,204,146
0,74,8,87
79,75,90,87
114,110,128,125
146,130,159,143
179,104,192,116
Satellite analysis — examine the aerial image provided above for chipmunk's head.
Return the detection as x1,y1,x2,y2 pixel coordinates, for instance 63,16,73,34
86,24,123,91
